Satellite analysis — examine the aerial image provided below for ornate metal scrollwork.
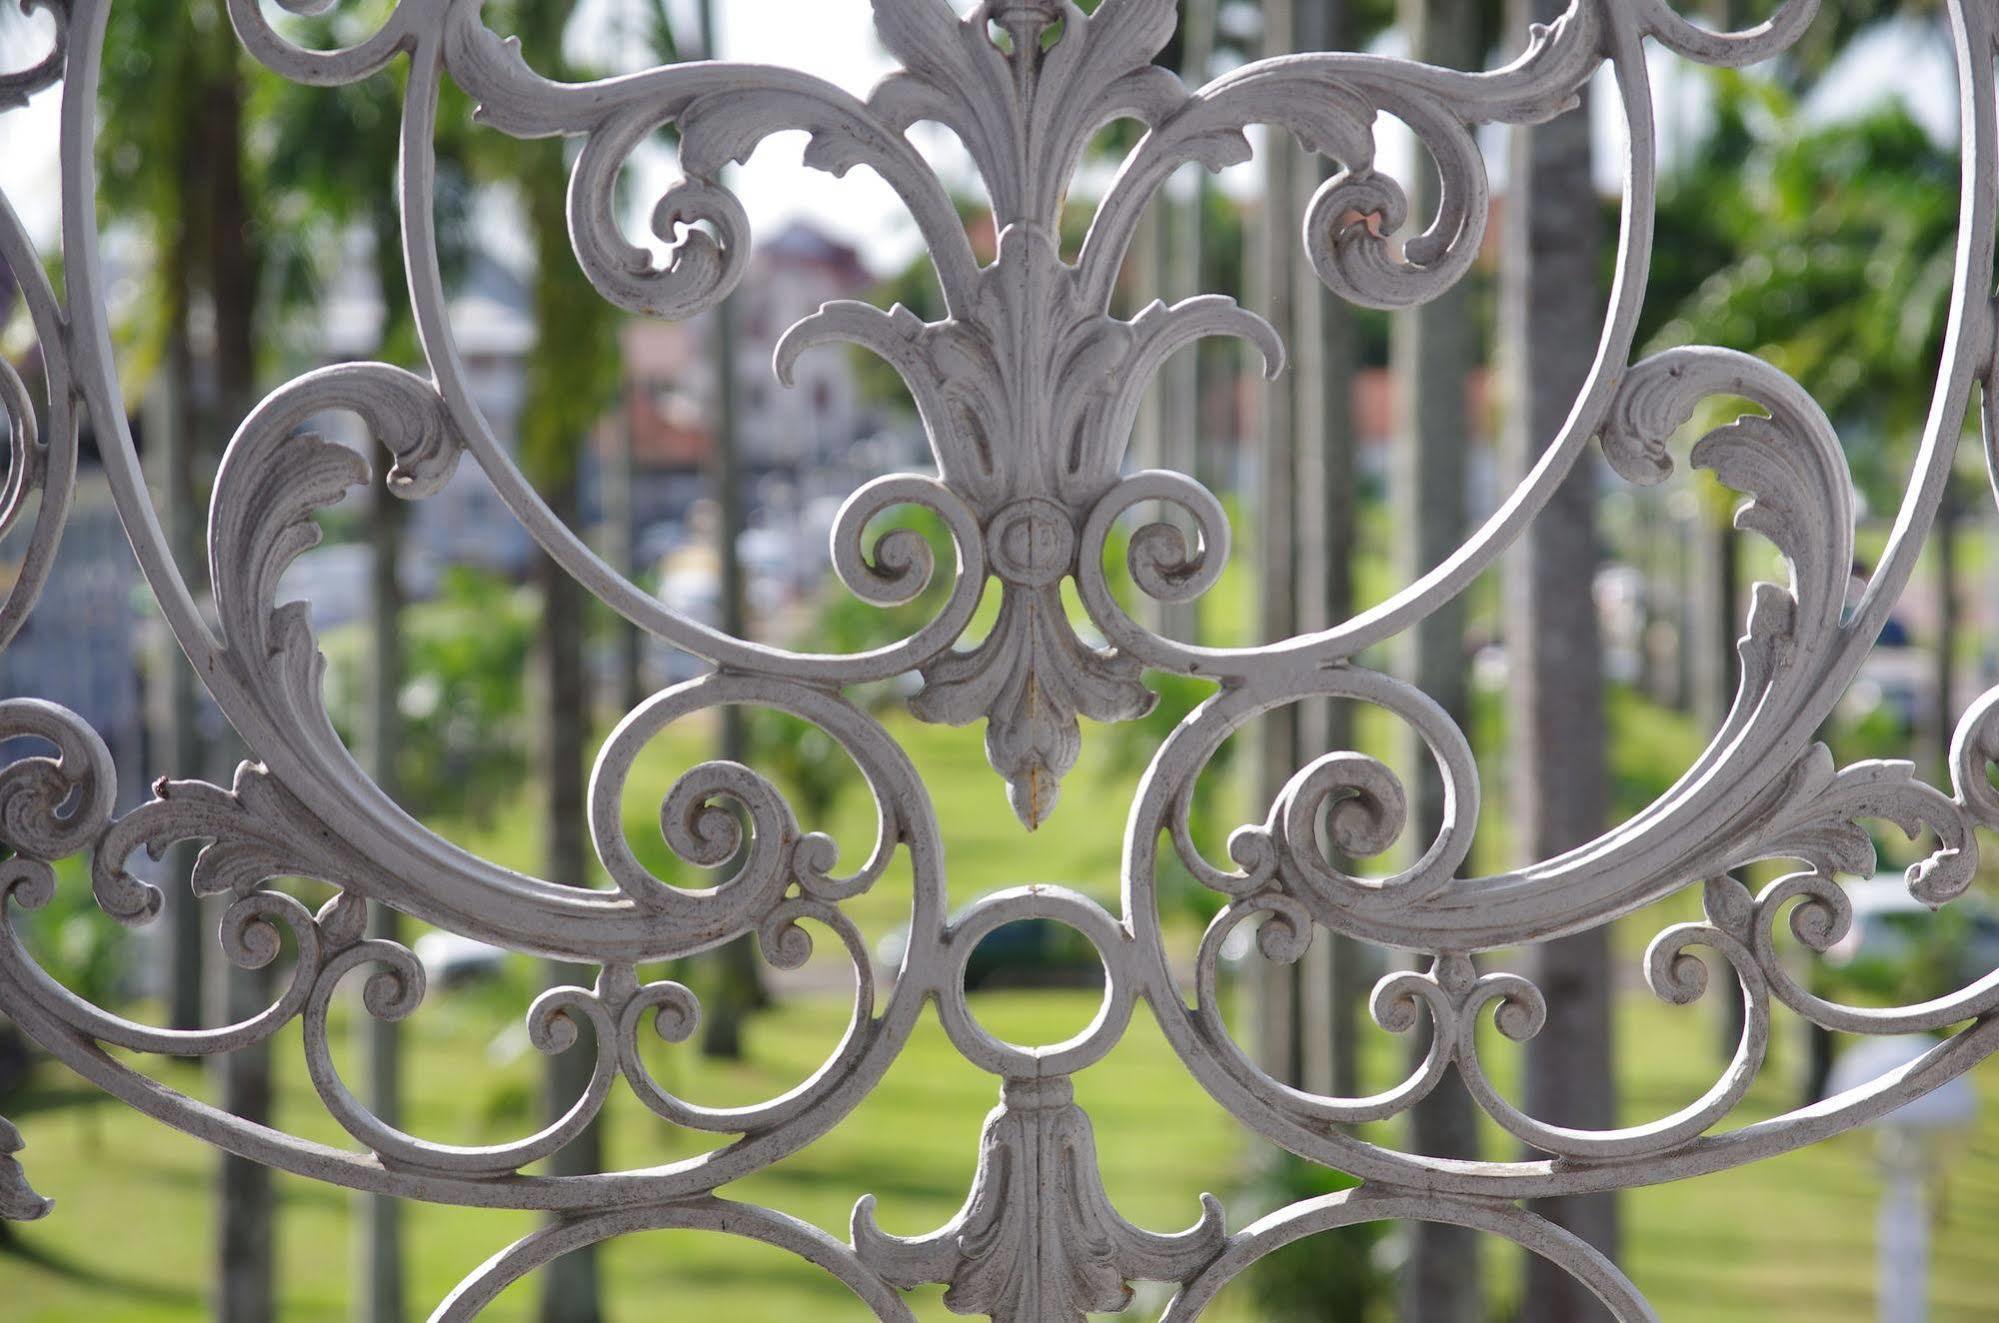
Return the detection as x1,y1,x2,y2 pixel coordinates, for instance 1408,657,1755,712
2,0,1997,1316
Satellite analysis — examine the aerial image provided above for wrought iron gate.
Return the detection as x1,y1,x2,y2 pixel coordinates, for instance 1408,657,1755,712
1,0,1995,1316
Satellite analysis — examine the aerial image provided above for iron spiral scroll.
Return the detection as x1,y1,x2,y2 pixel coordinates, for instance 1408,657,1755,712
0,0,1996,1315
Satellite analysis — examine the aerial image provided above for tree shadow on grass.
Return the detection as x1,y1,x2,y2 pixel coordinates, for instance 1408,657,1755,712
738,1160,966,1207
0,1231,204,1310
133,1158,353,1214
2,1084,124,1119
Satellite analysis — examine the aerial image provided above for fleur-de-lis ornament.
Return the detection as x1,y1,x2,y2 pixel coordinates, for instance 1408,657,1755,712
783,0,1284,826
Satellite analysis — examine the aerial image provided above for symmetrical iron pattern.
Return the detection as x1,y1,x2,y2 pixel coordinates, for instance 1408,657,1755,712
1,0,1996,1315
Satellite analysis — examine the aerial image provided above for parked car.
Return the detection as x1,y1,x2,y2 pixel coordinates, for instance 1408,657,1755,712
1800,874,1999,1103
1821,875,1999,994
1214,913,1390,982
877,893,1103,991
413,932,510,989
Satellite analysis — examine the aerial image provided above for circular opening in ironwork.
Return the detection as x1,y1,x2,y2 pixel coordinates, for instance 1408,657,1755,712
959,917,1109,1052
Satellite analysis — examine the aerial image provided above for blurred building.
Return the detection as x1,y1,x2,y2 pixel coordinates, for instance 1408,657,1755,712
1215,364,1498,516
608,219,883,529
318,234,537,585
1353,366,1499,516
0,475,146,810
0,268,143,805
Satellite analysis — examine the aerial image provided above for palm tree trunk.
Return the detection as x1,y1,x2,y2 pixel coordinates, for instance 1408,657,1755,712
154,316,205,1040
348,185,417,1323
1934,477,1958,780
1161,0,1214,646
356,479,407,1323
1253,0,1305,1089
1395,0,1482,1313
502,20,608,1309
149,3,213,1047
198,13,273,1312
609,375,647,715
214,965,275,1323
1502,2,1618,1311
1133,205,1165,474
1696,0,1751,1070
538,466,604,1323
695,0,766,1062
698,280,766,1059
1697,502,1744,1063
1293,0,1364,1107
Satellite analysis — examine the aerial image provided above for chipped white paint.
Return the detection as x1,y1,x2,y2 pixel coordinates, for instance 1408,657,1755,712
0,0,1994,1317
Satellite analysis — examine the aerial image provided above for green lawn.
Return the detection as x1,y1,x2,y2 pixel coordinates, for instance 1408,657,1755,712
0,990,1249,1320
10,563,1999,1318
11,979,1999,1320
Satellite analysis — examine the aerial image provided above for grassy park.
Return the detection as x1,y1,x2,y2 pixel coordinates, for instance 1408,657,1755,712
3,1,1995,1315
7,694,1999,1321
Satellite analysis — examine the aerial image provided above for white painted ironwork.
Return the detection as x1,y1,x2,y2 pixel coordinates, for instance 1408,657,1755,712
0,0,1994,1316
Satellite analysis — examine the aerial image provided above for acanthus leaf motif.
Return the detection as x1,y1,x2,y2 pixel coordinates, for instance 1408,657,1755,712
792,224,1279,826
1726,741,1977,907
210,365,459,755
911,584,1152,828
868,0,1182,232
904,223,1155,828
853,1076,1224,1323
95,761,394,914
0,1116,50,1222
